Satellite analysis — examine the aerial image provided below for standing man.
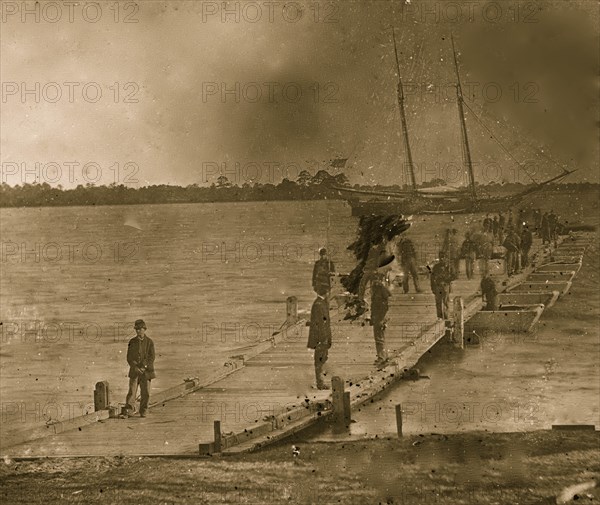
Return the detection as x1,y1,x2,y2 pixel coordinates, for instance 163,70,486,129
481,274,499,311
535,209,543,237
498,212,506,245
312,247,335,296
125,319,156,418
492,216,500,245
370,255,395,367
430,253,454,320
357,240,385,303
507,210,514,230
548,211,559,246
482,214,492,233
503,228,520,276
396,236,422,293
521,225,533,267
541,212,551,245
460,232,477,280
307,285,332,390
479,235,493,276
443,229,460,279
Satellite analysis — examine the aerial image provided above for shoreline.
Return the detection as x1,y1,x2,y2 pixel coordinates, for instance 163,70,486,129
2,430,598,504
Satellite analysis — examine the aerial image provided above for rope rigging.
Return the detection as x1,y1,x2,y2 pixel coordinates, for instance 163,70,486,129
460,99,539,184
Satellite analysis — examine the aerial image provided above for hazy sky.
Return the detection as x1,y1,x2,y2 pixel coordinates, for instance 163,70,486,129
1,0,598,188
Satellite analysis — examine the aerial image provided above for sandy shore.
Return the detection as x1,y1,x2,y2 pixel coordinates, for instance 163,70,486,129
1,430,598,504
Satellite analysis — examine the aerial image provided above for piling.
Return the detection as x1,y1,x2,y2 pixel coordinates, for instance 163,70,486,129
213,420,222,453
452,296,464,349
331,376,347,428
286,296,298,324
395,404,403,437
94,381,110,411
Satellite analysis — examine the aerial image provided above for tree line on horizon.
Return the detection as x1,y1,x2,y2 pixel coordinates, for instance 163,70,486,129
0,169,596,208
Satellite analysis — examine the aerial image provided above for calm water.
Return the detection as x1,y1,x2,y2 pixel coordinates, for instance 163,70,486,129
1,200,597,440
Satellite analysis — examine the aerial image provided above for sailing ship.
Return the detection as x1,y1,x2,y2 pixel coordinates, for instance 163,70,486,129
335,30,575,217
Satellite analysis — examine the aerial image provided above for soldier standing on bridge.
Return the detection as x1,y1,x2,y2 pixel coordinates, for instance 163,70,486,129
460,231,477,280
498,212,506,245
370,254,395,367
541,212,551,245
396,236,422,293
124,319,156,418
480,274,499,311
307,285,332,390
503,227,521,276
492,216,500,245
521,224,533,267
548,210,559,246
312,247,335,296
442,228,460,279
430,252,454,320
482,214,492,233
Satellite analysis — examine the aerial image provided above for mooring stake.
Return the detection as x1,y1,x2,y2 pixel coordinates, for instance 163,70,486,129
94,381,110,411
395,404,403,437
213,420,222,453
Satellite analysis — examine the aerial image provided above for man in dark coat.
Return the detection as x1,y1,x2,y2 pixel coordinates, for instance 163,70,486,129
482,214,492,233
307,285,332,390
498,212,506,245
548,211,559,246
481,274,499,311
503,228,521,276
442,228,460,279
460,232,477,280
430,253,454,320
541,212,551,245
312,247,335,295
520,225,533,267
396,237,422,293
534,209,543,237
492,216,500,244
370,256,394,367
125,319,156,417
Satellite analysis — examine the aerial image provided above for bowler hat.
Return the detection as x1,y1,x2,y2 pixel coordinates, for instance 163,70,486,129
134,319,146,329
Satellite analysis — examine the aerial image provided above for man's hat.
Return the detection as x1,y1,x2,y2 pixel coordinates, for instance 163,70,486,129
377,254,395,270
315,284,329,296
134,319,146,329
319,247,327,256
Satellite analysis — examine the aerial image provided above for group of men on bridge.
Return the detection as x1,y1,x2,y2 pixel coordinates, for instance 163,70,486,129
307,209,558,388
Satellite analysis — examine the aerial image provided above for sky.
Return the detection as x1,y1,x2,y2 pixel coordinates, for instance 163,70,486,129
1,0,598,189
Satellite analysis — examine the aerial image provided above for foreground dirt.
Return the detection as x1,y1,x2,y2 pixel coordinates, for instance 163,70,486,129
1,430,598,504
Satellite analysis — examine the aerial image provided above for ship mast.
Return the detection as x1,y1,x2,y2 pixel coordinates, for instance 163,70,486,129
451,34,477,200
392,28,418,193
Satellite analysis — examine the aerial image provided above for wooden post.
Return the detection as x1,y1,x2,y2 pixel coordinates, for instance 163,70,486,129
331,376,345,427
452,296,464,349
94,381,110,411
286,296,298,324
213,420,222,453
395,404,403,437
343,392,351,427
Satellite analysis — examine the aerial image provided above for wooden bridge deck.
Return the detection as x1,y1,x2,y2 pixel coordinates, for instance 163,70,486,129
2,235,590,458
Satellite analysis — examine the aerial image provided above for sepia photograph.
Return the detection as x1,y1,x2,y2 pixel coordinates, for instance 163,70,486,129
1,0,599,503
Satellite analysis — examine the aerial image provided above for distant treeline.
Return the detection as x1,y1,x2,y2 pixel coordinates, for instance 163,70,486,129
0,170,597,208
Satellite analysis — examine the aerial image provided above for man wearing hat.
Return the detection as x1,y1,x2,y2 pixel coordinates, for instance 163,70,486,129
124,319,156,417
430,252,454,320
307,286,332,390
312,247,335,296
370,253,395,367
396,236,422,293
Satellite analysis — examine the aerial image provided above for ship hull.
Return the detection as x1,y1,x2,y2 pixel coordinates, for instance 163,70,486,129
347,195,518,216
